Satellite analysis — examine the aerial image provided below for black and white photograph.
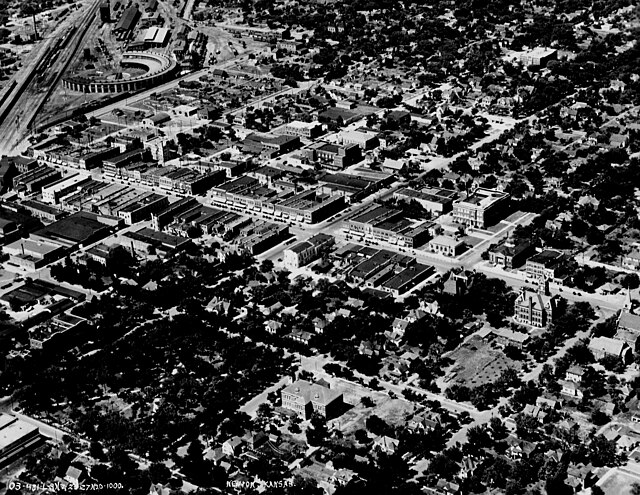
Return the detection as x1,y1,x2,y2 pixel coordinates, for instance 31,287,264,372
0,0,639,493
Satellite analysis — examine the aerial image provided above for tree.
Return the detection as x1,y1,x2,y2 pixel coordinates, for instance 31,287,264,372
306,413,328,446
466,425,492,453
365,415,390,436
589,435,618,466
260,259,274,273
148,462,171,484
89,441,106,461
361,396,375,407
489,417,508,440
429,451,460,480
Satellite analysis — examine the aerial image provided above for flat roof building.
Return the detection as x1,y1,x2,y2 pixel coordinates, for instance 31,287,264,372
519,47,557,67
0,414,41,463
452,187,509,229
394,187,458,215
283,233,334,269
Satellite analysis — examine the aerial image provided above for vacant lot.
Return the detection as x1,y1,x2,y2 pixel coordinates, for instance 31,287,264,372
598,468,640,495
446,336,521,387
332,387,414,435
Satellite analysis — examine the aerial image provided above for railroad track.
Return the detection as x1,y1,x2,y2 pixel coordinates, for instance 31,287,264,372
0,0,102,155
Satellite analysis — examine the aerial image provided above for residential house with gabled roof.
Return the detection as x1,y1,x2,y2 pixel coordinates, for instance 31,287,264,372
64,466,86,488
241,430,267,450
523,404,547,423
222,436,244,457
536,396,561,410
560,380,584,398
373,435,399,454
565,366,584,383
392,318,410,334
312,317,328,334
288,329,313,346
265,320,283,334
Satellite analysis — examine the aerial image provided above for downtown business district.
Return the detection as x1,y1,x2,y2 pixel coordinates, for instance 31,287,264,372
1,0,640,493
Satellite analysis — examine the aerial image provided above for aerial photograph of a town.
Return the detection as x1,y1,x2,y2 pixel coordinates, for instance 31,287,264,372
0,0,639,493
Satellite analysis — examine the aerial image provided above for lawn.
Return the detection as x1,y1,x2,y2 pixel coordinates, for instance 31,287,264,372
598,468,640,495
446,336,521,387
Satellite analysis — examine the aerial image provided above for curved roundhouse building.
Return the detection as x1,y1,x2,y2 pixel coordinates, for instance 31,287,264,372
63,51,179,93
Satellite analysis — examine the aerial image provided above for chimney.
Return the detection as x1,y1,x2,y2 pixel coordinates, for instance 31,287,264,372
32,14,38,40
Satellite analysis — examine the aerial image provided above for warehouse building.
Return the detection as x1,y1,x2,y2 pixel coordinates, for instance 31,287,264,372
0,414,42,465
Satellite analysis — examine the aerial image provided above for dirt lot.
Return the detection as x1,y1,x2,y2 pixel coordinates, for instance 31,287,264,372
333,391,415,435
598,468,640,495
445,336,521,387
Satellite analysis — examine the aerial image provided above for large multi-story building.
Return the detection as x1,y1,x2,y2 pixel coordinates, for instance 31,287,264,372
275,121,324,139
519,47,557,67
346,205,433,248
339,130,379,150
210,177,345,224
41,174,92,205
13,166,62,195
283,233,334,269
306,142,362,170
525,249,571,281
513,279,559,328
393,187,458,215
489,238,535,269
452,188,509,229
281,379,343,419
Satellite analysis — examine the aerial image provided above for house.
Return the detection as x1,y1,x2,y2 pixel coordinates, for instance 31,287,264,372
505,436,536,460
523,404,547,423
289,329,313,345
222,436,244,457
241,430,267,450
149,483,171,495
588,336,632,363
566,463,597,491
265,320,283,334
408,410,441,431
536,396,561,410
206,297,231,315
64,466,86,488
560,380,584,398
312,317,328,334
593,399,616,416
623,250,640,271
392,318,410,335
458,456,480,479
373,435,399,454
565,366,584,384
281,379,343,419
